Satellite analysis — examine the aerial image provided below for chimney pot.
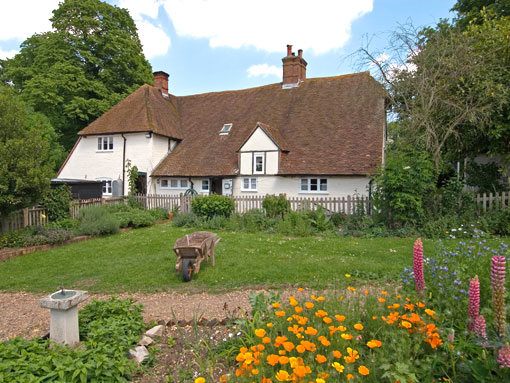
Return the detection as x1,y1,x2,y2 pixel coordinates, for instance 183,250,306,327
298,49,303,58
153,71,169,95
286,44,292,56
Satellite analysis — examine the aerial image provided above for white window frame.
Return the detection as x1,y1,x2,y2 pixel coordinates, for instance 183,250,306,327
201,179,210,192
219,123,232,135
160,178,189,190
97,178,112,196
299,177,328,194
97,136,113,151
241,177,257,192
253,153,265,174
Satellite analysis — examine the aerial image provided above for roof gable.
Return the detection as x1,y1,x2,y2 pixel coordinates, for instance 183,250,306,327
238,123,289,152
78,84,183,140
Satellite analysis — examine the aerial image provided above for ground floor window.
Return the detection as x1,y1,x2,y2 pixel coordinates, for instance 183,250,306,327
242,177,257,191
300,177,328,193
201,179,210,192
161,178,188,189
97,178,112,195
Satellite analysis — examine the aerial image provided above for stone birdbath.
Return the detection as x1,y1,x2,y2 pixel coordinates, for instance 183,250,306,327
40,288,88,348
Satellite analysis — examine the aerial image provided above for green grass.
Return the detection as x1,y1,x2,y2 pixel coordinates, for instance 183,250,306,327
0,222,444,293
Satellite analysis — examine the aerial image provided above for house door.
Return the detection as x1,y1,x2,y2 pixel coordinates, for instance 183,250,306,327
135,173,147,195
210,178,223,195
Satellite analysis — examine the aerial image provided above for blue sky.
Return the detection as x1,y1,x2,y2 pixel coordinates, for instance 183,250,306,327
0,0,456,96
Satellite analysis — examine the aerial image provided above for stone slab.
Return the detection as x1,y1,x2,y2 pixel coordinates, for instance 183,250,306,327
40,290,88,311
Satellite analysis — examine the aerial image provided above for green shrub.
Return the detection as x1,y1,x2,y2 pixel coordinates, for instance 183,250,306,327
172,213,202,227
0,230,24,248
308,205,333,232
49,218,79,231
483,208,510,236
0,297,145,382
237,209,276,232
149,207,169,221
130,211,157,228
262,194,290,218
21,227,73,247
191,195,235,218
78,206,120,235
113,211,134,228
276,211,314,236
41,185,71,222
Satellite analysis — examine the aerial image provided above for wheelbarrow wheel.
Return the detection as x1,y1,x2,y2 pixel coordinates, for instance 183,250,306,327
182,259,194,282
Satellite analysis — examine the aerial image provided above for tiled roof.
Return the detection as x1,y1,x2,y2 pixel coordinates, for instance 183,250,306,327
78,85,183,140
152,72,385,176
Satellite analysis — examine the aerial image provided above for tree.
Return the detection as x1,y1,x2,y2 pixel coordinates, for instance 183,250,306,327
0,87,64,232
452,0,510,26
0,0,153,151
359,17,509,170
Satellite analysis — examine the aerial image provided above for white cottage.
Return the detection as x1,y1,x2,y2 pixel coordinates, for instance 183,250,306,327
58,45,386,198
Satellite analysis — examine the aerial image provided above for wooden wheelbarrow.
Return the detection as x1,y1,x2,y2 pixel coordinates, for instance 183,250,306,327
173,231,221,282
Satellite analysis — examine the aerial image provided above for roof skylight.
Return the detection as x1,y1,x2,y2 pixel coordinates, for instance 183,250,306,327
219,123,232,135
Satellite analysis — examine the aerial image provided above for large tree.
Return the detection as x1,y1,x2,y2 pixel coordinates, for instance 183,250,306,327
0,0,153,150
359,15,509,169
0,87,64,232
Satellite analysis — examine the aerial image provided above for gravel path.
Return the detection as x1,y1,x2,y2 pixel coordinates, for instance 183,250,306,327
0,290,265,342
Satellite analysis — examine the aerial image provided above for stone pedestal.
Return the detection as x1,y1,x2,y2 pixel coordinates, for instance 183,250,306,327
40,290,88,348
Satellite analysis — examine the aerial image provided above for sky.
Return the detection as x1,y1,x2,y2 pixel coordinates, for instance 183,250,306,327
0,0,456,96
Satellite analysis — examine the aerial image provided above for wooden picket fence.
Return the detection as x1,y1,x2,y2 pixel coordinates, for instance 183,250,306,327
2,191,509,235
475,191,510,212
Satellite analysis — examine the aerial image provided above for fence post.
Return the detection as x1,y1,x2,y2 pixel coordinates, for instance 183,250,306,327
23,208,29,228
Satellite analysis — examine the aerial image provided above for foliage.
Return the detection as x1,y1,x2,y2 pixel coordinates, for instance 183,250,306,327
0,297,144,382
21,226,74,247
482,208,510,236
192,195,235,219
41,185,71,222
125,159,139,196
466,160,508,193
308,205,334,232
262,194,290,218
372,149,437,227
130,210,157,228
452,0,510,26
77,205,120,235
0,0,153,150
0,87,64,220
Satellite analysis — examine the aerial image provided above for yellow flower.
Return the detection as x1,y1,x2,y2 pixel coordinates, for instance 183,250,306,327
425,309,436,317
272,302,281,308
381,291,388,295
332,362,345,373
353,323,364,331
195,378,206,383
378,298,386,303
263,336,271,344
358,365,370,376
401,320,412,329
298,287,304,292
267,354,280,366
367,339,382,348
345,274,351,278
316,379,326,383
341,333,353,340
305,326,318,336
323,317,332,324
347,286,356,292
344,347,359,364
252,369,259,375
305,302,314,309
294,306,303,314
334,315,346,322
346,373,354,380
275,310,285,317
276,370,290,381
255,329,266,338
267,323,274,327
41,214,47,219
289,297,298,306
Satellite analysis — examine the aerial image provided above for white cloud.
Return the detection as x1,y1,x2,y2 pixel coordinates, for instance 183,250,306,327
118,0,171,59
0,49,19,60
0,0,59,41
160,0,373,54
137,20,171,58
247,64,280,78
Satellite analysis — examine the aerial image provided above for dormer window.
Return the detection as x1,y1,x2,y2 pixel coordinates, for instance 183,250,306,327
219,123,232,135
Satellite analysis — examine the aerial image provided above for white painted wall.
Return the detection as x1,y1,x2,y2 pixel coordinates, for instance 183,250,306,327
59,133,171,196
266,152,279,174
240,127,278,151
232,176,370,198
240,152,252,174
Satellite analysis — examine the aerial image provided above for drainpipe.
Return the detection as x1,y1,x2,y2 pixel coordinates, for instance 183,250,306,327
121,134,127,196
188,177,194,190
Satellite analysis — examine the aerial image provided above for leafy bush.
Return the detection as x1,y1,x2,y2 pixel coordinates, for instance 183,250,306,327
22,227,73,247
113,211,134,228
482,208,510,236
41,185,71,222
308,205,333,232
130,211,157,228
191,194,235,218
262,194,290,218
0,230,24,248
78,206,120,235
172,213,203,227
149,207,169,221
466,160,508,193
0,297,145,382
276,211,314,236
49,218,80,231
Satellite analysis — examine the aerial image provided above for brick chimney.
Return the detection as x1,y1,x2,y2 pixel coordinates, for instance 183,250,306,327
282,45,307,87
153,71,169,95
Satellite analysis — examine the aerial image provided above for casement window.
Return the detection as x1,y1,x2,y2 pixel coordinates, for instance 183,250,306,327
253,153,264,174
97,178,112,195
97,136,113,151
242,177,257,191
219,123,232,135
201,179,210,192
300,178,328,193
161,178,189,189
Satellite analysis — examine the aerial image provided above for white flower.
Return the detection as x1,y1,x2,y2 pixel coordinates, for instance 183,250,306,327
403,166,411,170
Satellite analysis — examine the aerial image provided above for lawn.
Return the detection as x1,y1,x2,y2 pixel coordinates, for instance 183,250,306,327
0,222,442,293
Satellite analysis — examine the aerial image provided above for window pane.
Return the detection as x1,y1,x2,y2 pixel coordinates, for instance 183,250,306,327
255,156,263,172
170,180,178,188
181,180,188,188
244,178,249,189
108,136,113,150
106,181,112,193
102,182,107,193
251,178,256,189
300,179,308,191
161,179,168,187
320,179,327,191
202,180,209,190
98,137,102,150
310,178,318,191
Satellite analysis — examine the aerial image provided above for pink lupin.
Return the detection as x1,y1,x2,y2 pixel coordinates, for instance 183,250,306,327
468,275,480,332
491,256,507,337
413,238,425,294
497,345,510,369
